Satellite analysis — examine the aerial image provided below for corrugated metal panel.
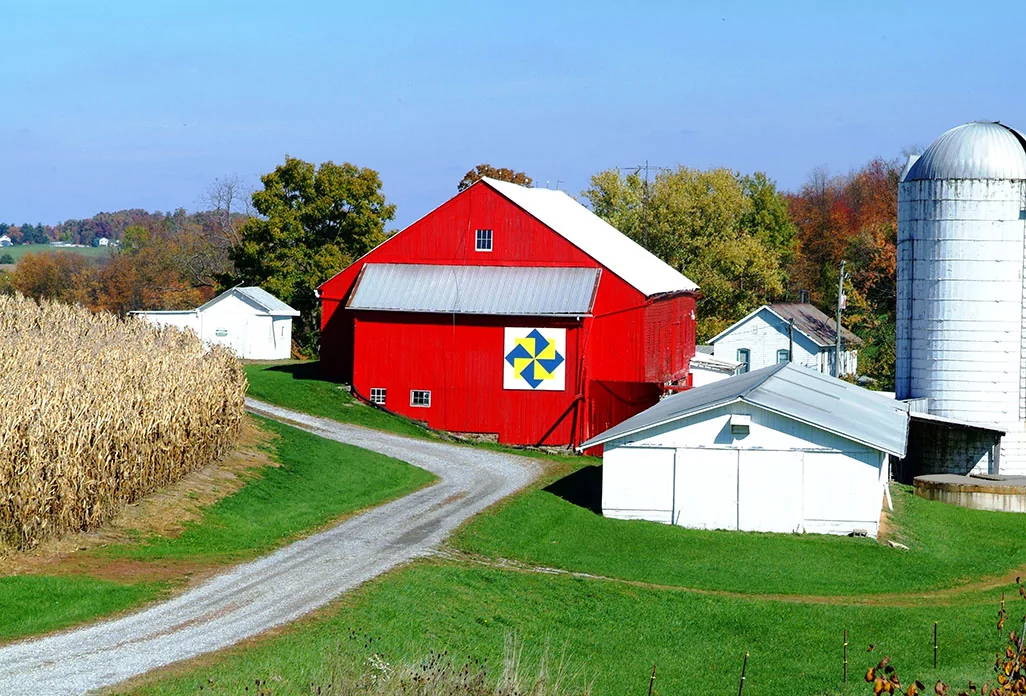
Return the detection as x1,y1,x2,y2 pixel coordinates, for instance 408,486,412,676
236,287,300,316
580,362,909,457
481,177,699,297
347,263,601,316
767,303,861,347
904,122,1026,181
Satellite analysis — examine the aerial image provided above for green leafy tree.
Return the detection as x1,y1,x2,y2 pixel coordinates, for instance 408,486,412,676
0,253,13,265
229,156,395,355
458,164,533,191
583,166,791,339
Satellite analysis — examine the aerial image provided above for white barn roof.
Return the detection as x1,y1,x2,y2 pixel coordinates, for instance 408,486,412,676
481,178,698,298
348,264,601,316
581,362,909,457
199,286,300,316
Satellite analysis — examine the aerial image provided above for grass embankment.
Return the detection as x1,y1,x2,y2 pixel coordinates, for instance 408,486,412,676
0,416,433,642
118,373,1026,696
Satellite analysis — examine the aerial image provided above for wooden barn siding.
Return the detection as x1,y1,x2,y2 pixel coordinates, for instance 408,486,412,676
352,312,583,446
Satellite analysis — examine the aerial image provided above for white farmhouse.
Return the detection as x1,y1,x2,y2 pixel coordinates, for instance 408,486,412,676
132,286,299,360
0,234,11,248
708,303,861,377
581,362,909,538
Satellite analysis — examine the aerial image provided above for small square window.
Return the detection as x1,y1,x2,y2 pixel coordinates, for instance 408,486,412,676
475,229,493,252
737,348,750,374
776,349,790,364
369,388,387,405
410,390,432,407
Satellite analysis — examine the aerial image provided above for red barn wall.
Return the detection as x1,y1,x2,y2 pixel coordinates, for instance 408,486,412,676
352,312,582,446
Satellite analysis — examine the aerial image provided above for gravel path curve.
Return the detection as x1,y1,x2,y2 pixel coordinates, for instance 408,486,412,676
0,399,541,695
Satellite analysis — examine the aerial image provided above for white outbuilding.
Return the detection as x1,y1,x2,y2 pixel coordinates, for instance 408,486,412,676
690,348,743,387
708,303,861,377
132,286,299,360
581,362,909,538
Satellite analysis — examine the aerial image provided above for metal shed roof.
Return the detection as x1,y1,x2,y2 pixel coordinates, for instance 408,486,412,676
347,263,601,317
195,286,300,316
708,303,861,348
481,178,698,298
580,362,909,457
903,121,1026,182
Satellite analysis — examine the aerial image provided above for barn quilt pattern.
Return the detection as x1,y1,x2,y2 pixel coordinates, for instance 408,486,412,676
503,328,566,391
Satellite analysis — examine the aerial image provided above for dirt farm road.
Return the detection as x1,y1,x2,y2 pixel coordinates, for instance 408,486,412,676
0,399,541,695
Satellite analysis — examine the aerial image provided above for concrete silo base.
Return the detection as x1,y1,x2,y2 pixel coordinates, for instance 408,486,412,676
914,474,1026,513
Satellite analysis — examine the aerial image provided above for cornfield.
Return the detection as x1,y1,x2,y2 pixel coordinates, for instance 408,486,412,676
0,294,247,550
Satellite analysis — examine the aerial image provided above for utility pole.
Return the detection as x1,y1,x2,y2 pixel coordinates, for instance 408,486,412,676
835,261,847,378
788,318,794,362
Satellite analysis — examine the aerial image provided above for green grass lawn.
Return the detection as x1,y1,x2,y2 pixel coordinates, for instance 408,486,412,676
118,561,1010,696
244,362,431,439
0,575,165,642
101,416,435,562
452,478,1026,597
0,416,433,642
0,244,113,263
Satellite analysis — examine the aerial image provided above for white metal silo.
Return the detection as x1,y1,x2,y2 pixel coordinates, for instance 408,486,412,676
897,121,1026,473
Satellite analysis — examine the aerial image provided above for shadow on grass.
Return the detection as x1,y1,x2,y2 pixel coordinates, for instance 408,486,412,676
543,465,603,514
265,361,340,383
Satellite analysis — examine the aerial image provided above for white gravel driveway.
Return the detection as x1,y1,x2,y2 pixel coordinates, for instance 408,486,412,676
0,399,541,695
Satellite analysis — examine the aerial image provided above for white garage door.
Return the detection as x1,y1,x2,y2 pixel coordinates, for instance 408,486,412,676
673,449,738,530
602,447,675,522
737,450,804,533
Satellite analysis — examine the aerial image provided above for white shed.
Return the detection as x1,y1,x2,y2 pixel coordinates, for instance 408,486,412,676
581,363,909,537
132,286,299,360
690,348,742,387
709,303,861,377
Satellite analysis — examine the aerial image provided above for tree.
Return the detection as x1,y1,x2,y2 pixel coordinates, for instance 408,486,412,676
0,253,13,265
583,166,791,339
229,156,396,354
457,164,533,191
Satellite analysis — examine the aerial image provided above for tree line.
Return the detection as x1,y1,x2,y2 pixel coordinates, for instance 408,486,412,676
0,156,901,387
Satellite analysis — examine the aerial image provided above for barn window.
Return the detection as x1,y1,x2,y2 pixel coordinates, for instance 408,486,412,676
370,388,386,405
737,348,750,373
410,390,432,407
776,349,790,364
475,229,493,251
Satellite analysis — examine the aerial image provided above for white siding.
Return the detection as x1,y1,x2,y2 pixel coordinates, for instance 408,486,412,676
711,308,858,377
690,364,737,387
601,402,886,537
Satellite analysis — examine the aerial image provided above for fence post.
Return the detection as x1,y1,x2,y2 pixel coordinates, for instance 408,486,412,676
648,664,656,696
933,622,938,669
843,629,848,683
738,652,749,696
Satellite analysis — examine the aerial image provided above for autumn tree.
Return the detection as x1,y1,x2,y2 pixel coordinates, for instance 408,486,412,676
787,158,902,388
457,164,533,191
0,252,96,305
583,166,793,339
229,156,395,354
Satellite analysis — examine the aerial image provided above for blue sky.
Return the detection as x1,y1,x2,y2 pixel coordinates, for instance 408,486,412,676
3,1,1025,229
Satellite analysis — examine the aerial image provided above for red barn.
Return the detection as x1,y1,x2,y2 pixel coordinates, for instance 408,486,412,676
318,177,699,447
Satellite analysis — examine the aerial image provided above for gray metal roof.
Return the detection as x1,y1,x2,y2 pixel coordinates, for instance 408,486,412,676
236,287,300,316
768,303,861,347
580,362,909,456
903,121,1026,181
196,286,300,316
347,263,601,316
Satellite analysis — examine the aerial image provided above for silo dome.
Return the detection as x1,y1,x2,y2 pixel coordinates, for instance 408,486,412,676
897,120,1026,475
904,121,1026,181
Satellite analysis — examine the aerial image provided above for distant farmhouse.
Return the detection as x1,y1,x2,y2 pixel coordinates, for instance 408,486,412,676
708,303,861,377
318,177,700,448
0,234,11,248
132,286,298,360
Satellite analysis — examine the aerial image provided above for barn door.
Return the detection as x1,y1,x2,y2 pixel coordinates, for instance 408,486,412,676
602,447,676,523
672,449,739,530
737,450,804,533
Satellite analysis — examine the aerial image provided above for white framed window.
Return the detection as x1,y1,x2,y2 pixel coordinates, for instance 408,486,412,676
737,348,750,373
776,349,790,364
410,390,432,407
475,229,493,252
370,388,387,405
